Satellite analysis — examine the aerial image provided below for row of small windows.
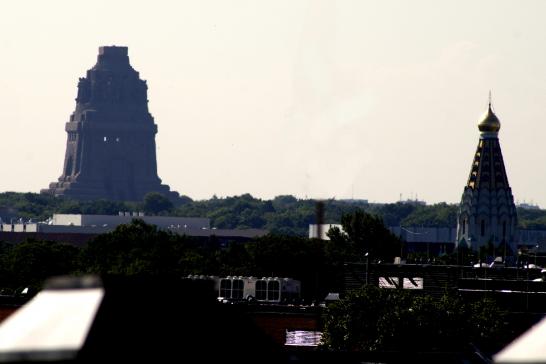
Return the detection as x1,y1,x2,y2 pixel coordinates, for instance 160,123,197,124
68,134,123,143
103,136,121,143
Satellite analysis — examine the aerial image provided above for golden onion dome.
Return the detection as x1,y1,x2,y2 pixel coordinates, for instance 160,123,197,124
478,103,500,133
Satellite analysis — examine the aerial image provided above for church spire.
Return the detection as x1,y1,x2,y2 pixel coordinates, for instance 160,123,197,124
456,97,517,251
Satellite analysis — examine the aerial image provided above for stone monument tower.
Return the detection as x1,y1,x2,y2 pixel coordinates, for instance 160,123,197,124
456,98,517,253
42,46,179,201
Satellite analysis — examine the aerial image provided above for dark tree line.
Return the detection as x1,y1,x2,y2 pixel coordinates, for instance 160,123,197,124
0,210,401,301
0,240,80,293
2,192,546,236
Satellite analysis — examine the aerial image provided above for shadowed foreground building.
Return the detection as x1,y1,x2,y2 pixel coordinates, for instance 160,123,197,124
456,100,517,252
42,46,179,202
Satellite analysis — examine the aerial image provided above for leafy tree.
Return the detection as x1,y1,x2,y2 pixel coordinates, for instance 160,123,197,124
272,195,298,208
321,286,506,352
401,203,458,227
321,286,390,351
177,195,193,205
517,207,546,229
3,240,80,290
77,199,132,215
143,192,174,215
379,202,417,227
217,243,252,276
332,209,401,262
469,297,507,350
244,234,328,300
81,219,212,277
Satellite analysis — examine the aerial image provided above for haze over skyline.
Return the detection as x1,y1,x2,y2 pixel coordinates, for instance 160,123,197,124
1,1,546,206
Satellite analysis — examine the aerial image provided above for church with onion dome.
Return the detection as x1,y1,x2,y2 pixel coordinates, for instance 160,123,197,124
456,97,518,253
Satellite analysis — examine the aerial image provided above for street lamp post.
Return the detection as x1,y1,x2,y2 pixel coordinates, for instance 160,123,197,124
516,249,520,265
535,244,540,267
503,239,507,266
365,252,369,285
468,238,472,266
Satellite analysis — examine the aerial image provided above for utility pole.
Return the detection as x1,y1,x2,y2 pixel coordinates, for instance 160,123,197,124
365,252,369,285
315,201,324,240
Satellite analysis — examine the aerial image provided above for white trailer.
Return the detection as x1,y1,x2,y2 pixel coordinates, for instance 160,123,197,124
217,276,301,303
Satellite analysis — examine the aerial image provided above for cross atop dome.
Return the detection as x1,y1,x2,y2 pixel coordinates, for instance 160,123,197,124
478,93,501,134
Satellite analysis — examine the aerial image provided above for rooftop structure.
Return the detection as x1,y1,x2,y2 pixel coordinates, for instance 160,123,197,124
0,214,267,245
517,202,541,210
308,224,343,240
49,213,209,230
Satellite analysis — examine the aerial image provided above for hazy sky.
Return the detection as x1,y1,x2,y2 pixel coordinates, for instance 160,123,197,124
1,1,546,206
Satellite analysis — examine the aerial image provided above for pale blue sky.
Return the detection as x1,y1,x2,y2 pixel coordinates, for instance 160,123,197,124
1,1,546,206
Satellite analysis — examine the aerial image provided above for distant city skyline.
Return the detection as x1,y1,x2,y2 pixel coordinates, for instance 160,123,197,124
1,1,546,206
